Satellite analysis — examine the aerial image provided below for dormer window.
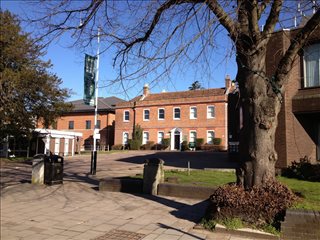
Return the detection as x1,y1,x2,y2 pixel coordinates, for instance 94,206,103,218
304,43,320,88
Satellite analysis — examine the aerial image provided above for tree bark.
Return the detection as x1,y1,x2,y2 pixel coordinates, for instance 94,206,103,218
235,46,281,189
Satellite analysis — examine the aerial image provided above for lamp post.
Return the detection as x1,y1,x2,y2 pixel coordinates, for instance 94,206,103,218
90,27,100,175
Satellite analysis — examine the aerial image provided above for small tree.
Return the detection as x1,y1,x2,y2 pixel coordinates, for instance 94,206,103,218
130,124,143,150
0,10,71,141
188,81,203,90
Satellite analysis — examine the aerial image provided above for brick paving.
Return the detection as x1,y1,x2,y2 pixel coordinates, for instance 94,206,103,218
0,151,262,240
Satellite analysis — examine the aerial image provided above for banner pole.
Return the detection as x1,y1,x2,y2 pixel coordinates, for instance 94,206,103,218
91,27,100,175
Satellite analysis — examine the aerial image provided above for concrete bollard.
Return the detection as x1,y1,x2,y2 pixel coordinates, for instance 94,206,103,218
143,158,164,195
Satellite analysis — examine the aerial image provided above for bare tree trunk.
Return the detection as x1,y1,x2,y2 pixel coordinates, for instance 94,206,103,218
236,50,282,189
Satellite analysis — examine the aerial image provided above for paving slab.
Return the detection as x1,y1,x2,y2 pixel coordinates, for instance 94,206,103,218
1,152,260,240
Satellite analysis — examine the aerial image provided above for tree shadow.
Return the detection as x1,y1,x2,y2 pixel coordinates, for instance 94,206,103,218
133,193,210,224
63,172,100,190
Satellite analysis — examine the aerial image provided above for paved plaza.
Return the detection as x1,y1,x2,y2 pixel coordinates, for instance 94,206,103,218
1,151,265,240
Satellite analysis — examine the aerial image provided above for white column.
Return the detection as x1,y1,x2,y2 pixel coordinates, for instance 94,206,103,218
44,136,50,154
64,138,69,156
170,130,174,150
72,138,75,156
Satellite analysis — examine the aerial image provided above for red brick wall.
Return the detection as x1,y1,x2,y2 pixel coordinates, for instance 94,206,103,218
266,29,319,168
115,94,228,149
55,112,115,150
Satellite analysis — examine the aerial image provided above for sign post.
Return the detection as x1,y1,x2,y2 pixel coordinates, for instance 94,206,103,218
84,28,100,175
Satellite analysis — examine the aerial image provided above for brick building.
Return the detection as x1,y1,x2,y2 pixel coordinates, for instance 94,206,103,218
228,26,320,168
271,27,320,167
51,97,125,151
115,77,233,150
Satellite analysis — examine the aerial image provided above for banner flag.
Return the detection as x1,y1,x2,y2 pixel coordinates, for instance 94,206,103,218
83,54,97,106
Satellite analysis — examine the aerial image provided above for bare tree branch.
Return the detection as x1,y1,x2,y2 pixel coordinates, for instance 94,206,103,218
262,0,283,39
257,0,271,19
246,0,261,42
276,8,320,88
206,0,237,41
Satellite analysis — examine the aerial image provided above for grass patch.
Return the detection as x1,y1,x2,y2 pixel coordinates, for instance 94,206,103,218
165,169,236,187
200,218,216,231
260,224,280,236
200,217,280,235
277,176,320,211
0,157,32,163
220,217,243,230
164,170,320,211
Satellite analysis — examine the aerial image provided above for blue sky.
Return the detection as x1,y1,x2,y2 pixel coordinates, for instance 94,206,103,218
1,0,237,101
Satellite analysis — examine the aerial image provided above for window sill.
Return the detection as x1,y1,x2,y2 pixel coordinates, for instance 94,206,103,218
299,86,320,90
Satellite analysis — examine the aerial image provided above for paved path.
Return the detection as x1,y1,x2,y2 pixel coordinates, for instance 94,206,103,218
0,151,262,240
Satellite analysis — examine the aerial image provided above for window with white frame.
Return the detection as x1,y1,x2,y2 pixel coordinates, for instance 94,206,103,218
123,110,130,122
158,131,164,144
123,132,129,145
207,130,215,144
143,109,150,121
190,106,197,119
304,43,320,88
158,108,165,120
190,131,197,143
173,107,180,120
85,120,91,129
207,106,215,119
68,121,74,130
143,132,149,144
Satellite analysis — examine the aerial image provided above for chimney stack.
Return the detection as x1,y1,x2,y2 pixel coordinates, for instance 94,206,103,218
143,84,150,96
225,75,231,90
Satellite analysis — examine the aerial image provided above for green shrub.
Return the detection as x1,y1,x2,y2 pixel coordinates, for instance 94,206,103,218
207,180,296,229
151,144,167,150
129,124,143,150
200,144,223,151
111,144,123,150
213,138,222,145
282,156,320,182
181,141,188,151
196,138,204,150
129,139,141,150
163,138,170,148
140,141,154,150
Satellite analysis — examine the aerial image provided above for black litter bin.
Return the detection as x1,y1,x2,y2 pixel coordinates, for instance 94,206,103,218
44,155,64,185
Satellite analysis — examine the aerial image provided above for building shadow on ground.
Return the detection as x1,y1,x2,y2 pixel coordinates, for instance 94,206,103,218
115,151,239,170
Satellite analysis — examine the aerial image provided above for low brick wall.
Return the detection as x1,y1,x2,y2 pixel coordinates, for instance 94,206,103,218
281,209,320,240
158,183,216,200
99,178,143,194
